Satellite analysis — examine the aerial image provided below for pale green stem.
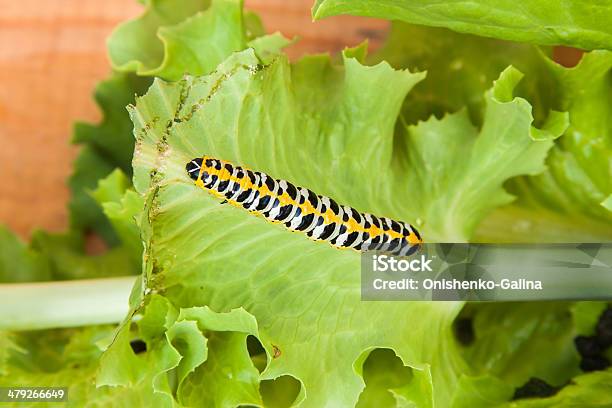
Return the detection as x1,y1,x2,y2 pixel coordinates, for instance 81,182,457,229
0,277,136,331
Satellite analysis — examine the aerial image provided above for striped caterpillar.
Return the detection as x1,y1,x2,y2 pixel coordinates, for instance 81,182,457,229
186,156,423,256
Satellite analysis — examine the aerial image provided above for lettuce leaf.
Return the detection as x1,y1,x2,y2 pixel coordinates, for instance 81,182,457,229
0,227,52,283
396,67,566,241
480,52,612,243
454,300,612,407
107,0,209,77
108,0,290,81
510,370,612,407
93,36,568,404
98,294,264,406
0,226,138,284
91,170,144,263
69,73,151,244
356,348,430,408
0,326,162,407
370,23,555,126
312,0,612,51
453,370,612,407
459,303,580,387
509,51,612,227
370,23,612,242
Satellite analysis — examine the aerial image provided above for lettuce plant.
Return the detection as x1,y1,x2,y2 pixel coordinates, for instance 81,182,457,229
1,0,611,406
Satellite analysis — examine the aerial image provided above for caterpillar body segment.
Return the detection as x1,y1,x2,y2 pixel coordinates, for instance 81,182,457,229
186,156,423,256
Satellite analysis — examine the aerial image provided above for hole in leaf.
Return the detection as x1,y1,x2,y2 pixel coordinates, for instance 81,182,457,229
574,306,612,373
513,377,559,400
552,46,584,68
247,335,265,356
84,232,107,255
574,335,602,357
453,317,475,346
129,339,147,354
246,335,266,373
357,348,425,408
260,375,301,408
596,306,612,348
580,355,610,372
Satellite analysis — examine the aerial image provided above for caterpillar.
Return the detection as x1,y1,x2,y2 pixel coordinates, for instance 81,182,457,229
186,156,423,256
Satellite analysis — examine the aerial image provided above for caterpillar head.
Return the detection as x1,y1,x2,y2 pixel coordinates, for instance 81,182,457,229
186,156,223,187
186,157,204,180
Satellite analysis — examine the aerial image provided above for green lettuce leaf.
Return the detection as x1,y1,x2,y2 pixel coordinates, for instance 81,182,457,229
96,40,566,405
452,301,612,407
459,303,580,387
107,0,209,77
0,325,163,407
0,226,138,284
0,332,24,378
174,306,262,406
451,370,612,407
0,226,52,283
69,73,152,244
509,370,612,407
28,231,137,280
371,23,612,242
571,301,609,336
450,375,513,407
356,348,431,408
312,0,612,51
119,48,462,407
395,67,566,241
98,294,263,407
108,0,289,81
370,23,556,127
91,170,145,263
508,51,612,229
